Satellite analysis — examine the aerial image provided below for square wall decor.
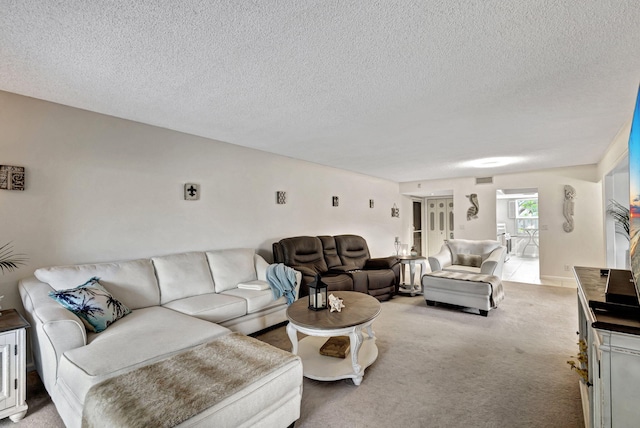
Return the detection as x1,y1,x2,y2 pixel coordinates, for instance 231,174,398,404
184,183,200,200
332,196,339,207
276,191,286,204
0,165,25,191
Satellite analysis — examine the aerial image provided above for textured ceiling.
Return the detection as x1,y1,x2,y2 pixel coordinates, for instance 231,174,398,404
1,1,639,182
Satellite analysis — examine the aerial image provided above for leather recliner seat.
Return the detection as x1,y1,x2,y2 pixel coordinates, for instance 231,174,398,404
273,234,399,301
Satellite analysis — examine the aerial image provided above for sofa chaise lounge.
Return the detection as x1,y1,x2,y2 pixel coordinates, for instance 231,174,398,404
19,248,303,428
273,234,399,301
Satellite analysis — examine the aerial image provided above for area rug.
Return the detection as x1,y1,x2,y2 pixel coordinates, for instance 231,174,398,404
255,281,585,428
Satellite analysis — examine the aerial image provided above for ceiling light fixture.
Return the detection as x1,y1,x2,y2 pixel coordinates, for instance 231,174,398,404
463,157,521,169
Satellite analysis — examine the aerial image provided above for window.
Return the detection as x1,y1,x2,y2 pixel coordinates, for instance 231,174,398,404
515,198,538,233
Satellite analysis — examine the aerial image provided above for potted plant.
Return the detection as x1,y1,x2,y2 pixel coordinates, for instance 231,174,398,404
607,199,630,240
0,242,27,274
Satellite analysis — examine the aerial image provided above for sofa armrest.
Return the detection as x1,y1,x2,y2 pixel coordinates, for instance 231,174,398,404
328,265,360,273
364,256,399,270
255,254,270,281
19,276,87,393
293,270,302,300
289,265,317,278
480,246,507,276
37,305,88,349
428,247,452,272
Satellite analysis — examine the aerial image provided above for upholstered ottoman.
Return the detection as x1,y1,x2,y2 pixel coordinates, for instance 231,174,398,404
82,333,303,428
421,271,505,316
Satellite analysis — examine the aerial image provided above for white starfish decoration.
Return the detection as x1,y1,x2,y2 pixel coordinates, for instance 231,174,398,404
328,294,345,312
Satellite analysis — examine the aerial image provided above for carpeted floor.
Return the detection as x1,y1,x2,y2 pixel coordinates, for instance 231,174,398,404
255,281,584,428
2,281,584,427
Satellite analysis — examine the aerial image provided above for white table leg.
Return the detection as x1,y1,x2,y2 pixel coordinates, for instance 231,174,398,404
400,262,406,285
409,261,416,286
286,323,299,354
349,327,364,385
365,324,376,339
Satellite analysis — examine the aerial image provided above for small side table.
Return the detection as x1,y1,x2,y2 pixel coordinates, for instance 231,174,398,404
397,255,427,296
0,309,30,423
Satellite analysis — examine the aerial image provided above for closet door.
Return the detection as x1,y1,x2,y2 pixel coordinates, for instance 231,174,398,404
427,198,453,256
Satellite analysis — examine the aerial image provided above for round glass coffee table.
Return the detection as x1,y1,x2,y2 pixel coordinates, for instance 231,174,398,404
286,291,381,386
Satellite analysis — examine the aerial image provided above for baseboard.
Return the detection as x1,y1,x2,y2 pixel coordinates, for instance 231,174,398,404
539,275,577,288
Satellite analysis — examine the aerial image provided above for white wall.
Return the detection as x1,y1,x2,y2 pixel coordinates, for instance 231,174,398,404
600,119,632,269
0,91,402,312
400,166,605,280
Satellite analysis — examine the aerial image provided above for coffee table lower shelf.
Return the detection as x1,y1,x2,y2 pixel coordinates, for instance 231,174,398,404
297,335,378,384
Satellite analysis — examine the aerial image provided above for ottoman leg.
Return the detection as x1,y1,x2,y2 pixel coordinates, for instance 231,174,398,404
426,300,436,306
479,309,489,317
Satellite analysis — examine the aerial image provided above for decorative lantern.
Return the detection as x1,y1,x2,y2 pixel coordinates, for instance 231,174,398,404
308,274,328,311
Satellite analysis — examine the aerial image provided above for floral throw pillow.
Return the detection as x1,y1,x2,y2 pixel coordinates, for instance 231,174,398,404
49,277,131,333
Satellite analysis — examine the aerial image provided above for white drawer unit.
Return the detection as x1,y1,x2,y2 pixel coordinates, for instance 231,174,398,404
0,309,29,423
574,267,640,428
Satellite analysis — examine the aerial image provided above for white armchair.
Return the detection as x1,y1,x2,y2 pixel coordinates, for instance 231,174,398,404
428,239,506,278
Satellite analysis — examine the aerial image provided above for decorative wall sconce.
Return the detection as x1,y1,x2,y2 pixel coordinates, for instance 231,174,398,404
332,196,339,207
391,203,399,217
563,185,576,233
370,199,375,208
0,165,25,191
276,191,286,204
184,183,200,200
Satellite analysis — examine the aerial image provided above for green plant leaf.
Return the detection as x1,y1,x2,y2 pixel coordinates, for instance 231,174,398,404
0,242,28,274
607,199,630,240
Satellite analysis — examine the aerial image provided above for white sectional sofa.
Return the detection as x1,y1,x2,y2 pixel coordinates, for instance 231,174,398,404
18,248,303,428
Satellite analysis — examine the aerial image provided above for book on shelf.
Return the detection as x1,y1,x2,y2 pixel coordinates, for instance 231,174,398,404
319,336,350,358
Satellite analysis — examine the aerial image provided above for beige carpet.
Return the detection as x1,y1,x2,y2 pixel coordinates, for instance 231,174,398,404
2,281,584,427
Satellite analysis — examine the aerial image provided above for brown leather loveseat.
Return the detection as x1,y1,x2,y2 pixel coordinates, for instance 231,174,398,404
272,234,399,301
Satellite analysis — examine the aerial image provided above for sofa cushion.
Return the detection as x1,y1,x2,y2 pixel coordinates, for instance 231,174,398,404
278,236,329,274
57,306,230,404
222,288,286,314
455,254,482,268
443,265,483,274
335,235,371,269
152,252,215,305
162,293,247,323
446,239,501,262
318,236,342,268
237,280,270,291
49,277,131,333
206,249,257,293
34,258,160,310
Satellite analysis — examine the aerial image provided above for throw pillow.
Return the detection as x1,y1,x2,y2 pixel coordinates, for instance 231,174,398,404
456,254,482,268
49,277,131,333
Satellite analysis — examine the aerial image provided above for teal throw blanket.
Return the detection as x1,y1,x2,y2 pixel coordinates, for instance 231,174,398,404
266,263,297,305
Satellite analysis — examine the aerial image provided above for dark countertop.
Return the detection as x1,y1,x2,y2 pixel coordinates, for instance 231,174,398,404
574,266,640,335
0,309,30,333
